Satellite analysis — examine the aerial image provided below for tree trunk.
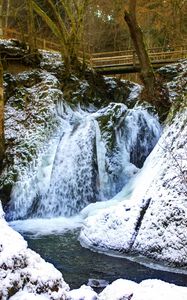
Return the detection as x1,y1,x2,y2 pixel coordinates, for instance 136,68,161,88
27,0,37,51
124,0,170,120
26,0,41,65
0,59,5,168
124,0,155,100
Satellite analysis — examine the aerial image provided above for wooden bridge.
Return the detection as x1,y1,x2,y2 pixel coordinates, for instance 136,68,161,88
90,46,187,75
2,28,187,75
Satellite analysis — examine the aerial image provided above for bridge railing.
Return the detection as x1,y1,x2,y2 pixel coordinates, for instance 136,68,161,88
2,28,187,68
90,45,187,67
3,28,61,52
2,27,89,62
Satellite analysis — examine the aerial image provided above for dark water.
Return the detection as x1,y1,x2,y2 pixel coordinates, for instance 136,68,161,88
24,230,187,289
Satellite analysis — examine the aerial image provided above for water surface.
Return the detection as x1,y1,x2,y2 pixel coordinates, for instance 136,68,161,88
25,230,187,289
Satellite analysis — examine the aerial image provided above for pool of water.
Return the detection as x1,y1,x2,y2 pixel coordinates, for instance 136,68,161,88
24,230,187,289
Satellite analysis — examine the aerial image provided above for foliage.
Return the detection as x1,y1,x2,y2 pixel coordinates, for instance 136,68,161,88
3,0,186,53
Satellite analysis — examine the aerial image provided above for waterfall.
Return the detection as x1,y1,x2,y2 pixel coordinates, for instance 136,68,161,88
6,102,161,221
34,116,98,218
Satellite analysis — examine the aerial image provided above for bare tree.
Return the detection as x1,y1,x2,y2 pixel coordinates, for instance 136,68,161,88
32,0,89,76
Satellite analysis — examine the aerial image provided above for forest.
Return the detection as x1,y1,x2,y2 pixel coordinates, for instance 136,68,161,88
0,1,187,300
1,0,186,52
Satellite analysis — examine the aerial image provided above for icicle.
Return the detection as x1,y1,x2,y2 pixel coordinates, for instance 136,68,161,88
94,119,109,200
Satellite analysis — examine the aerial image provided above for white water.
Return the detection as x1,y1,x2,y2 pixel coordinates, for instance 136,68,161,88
7,102,161,226
35,116,97,217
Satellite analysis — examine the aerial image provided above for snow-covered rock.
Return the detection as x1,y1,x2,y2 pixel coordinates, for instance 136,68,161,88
99,279,137,300
131,108,187,264
9,292,49,300
99,279,187,300
66,285,98,300
132,279,187,300
158,60,187,102
1,68,63,209
80,107,187,265
80,199,147,252
0,216,69,299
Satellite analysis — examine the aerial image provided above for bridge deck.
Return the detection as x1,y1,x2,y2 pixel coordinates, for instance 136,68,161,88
90,46,187,74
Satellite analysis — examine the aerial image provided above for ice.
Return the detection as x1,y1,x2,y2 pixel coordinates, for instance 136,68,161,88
80,108,187,265
10,215,83,237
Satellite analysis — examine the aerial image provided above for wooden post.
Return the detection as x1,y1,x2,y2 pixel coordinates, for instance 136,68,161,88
132,50,136,66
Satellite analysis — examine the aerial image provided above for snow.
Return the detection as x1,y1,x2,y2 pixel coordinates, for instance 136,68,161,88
104,77,117,89
80,107,187,265
65,279,187,300
0,215,69,299
132,279,187,300
1,41,187,299
67,285,98,300
99,279,137,300
159,60,187,102
9,292,49,300
80,200,146,252
99,279,187,300
132,109,187,263
126,82,142,102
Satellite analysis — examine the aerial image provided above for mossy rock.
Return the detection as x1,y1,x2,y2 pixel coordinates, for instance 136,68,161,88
96,103,127,152
166,94,187,124
0,171,18,207
157,62,184,81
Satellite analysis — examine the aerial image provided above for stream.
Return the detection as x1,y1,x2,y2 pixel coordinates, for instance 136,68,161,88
23,230,187,289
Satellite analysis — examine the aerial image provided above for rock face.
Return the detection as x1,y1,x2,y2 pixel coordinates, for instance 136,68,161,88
80,102,187,266
0,41,142,209
79,60,187,266
132,108,187,265
1,69,63,205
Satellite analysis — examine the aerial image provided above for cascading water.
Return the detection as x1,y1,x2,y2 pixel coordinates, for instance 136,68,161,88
34,116,98,217
6,101,161,221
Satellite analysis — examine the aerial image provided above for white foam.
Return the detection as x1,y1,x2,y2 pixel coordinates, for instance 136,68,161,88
9,215,83,237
